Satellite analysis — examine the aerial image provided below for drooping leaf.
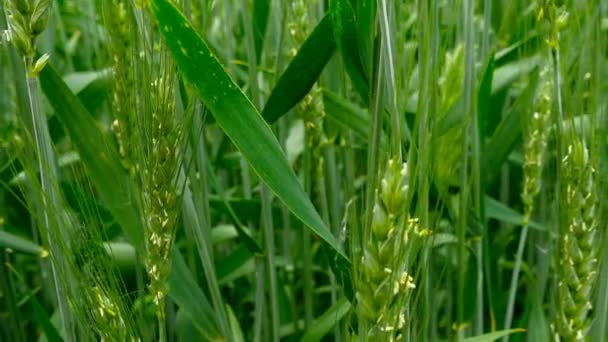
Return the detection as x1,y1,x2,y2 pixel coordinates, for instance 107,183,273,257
150,0,347,262
38,64,143,251
262,14,335,124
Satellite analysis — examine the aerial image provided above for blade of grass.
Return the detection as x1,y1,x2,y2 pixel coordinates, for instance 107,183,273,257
150,0,347,262
330,0,370,103
7,264,63,342
355,0,376,80
253,0,270,62
322,89,369,140
168,251,222,341
262,14,335,124
299,297,351,342
482,69,540,186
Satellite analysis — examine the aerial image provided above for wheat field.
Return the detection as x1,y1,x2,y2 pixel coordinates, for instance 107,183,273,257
0,0,607,341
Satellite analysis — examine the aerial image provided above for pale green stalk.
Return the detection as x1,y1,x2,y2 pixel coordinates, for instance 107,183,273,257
243,2,279,339
186,113,233,341
461,0,483,334
5,0,75,339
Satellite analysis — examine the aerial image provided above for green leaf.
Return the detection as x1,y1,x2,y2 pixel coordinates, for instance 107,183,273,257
63,69,111,94
323,89,369,140
226,304,246,342
151,0,347,262
217,245,254,285
356,0,376,79
204,153,262,254
7,265,63,342
438,56,538,136
299,297,351,342
169,252,222,340
463,329,525,342
0,229,47,257
482,68,539,186
330,0,370,102
253,0,270,62
492,56,539,93
262,14,335,124
477,54,495,138
485,196,544,231
38,64,144,252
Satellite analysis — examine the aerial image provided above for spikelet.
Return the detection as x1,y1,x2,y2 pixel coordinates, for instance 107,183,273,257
89,285,131,342
105,0,137,171
356,159,426,341
434,44,465,192
142,73,180,312
5,0,52,70
521,67,552,223
553,142,598,341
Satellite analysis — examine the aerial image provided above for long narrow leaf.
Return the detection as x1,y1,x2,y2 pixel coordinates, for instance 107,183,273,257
330,0,370,103
262,14,335,124
482,69,539,185
150,0,347,261
299,297,351,342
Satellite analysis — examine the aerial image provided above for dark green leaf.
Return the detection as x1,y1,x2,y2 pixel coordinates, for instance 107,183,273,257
477,54,495,138
262,14,335,124
253,0,270,62
8,265,63,342
323,89,369,139
330,0,369,102
151,0,347,261
482,68,539,186
356,0,376,79
169,253,222,340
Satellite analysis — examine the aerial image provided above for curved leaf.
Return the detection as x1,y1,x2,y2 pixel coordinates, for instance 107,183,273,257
330,0,370,103
262,14,335,124
150,0,347,261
